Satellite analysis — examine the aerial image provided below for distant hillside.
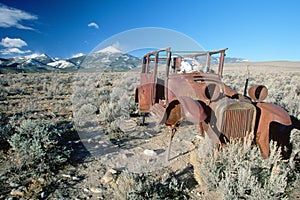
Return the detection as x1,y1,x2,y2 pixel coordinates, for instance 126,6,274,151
225,57,247,63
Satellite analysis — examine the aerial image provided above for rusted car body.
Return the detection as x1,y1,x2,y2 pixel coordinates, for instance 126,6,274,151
135,47,292,159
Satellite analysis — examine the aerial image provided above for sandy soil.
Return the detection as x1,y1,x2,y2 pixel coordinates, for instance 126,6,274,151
1,61,299,199
65,61,300,199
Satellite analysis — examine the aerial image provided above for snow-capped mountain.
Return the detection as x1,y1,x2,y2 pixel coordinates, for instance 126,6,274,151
19,53,55,67
95,46,123,54
80,48,140,71
71,53,85,58
0,46,245,73
0,46,140,73
47,60,76,69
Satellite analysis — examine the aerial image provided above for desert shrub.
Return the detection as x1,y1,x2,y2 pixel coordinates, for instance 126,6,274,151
98,87,111,102
109,84,132,118
0,112,11,150
7,85,28,95
0,77,9,86
72,72,139,137
98,102,116,123
6,119,71,174
97,73,138,127
73,74,104,129
191,134,299,200
0,126,8,148
0,118,72,199
223,72,300,118
78,103,98,116
290,130,300,173
73,103,100,128
108,119,123,134
114,171,189,200
99,73,137,133
0,86,8,99
111,74,138,113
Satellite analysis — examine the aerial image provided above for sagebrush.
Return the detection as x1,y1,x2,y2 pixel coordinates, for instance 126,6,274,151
191,133,299,200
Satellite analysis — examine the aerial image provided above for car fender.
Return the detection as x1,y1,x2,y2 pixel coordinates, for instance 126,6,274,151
255,102,292,158
174,96,207,124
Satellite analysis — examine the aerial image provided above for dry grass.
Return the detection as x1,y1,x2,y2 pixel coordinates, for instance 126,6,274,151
0,61,299,199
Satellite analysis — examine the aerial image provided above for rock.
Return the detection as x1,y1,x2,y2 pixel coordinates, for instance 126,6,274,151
94,135,102,140
101,168,118,184
143,149,157,156
38,177,46,184
144,131,153,137
40,192,46,199
9,182,20,188
90,187,102,194
83,188,90,193
61,174,71,178
10,189,24,197
72,176,81,181
121,153,128,159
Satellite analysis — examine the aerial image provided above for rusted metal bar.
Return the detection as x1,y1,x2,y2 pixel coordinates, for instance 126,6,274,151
165,49,171,106
218,50,226,77
145,54,150,73
205,52,210,72
152,52,159,104
143,47,171,58
179,48,228,58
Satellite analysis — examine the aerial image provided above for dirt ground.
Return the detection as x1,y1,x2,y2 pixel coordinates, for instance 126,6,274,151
69,61,300,199
0,61,299,199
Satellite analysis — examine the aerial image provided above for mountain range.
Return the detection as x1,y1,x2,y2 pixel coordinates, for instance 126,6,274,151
0,46,141,73
0,46,245,73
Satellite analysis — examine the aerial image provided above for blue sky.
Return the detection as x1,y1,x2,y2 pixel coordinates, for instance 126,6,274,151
0,0,299,61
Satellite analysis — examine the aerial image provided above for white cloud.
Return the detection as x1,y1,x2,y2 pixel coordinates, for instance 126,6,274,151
0,47,31,55
88,22,99,29
0,37,31,56
1,37,28,48
0,3,38,30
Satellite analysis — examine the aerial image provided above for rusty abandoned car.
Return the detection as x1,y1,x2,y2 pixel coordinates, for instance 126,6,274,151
134,47,292,160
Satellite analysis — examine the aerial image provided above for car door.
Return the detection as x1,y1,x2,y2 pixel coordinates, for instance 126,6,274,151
138,54,157,113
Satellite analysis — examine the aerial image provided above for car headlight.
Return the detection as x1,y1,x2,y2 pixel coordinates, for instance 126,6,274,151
248,85,268,101
203,83,221,101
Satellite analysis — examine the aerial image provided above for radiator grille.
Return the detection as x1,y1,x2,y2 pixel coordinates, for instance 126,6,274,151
216,100,256,139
